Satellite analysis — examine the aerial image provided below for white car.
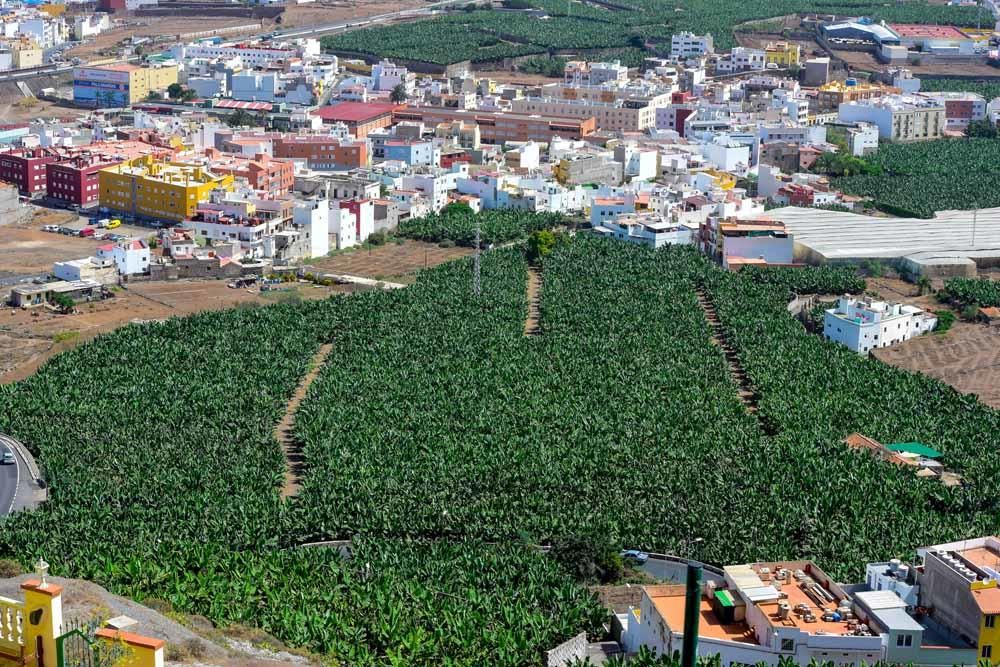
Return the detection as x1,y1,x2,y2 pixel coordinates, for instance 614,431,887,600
1,449,14,465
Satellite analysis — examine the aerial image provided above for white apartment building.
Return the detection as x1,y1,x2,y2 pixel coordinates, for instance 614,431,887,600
95,240,150,276
565,60,629,86
171,42,298,69
916,91,987,130
715,48,765,74
371,59,410,92
292,197,330,259
671,32,714,60
593,213,695,248
824,296,937,355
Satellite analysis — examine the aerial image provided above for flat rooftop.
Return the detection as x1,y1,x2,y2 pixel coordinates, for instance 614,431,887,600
649,592,757,644
959,545,1000,570
764,206,1000,263
889,23,969,40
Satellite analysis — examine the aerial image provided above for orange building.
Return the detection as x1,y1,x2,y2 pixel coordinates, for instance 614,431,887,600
393,107,596,143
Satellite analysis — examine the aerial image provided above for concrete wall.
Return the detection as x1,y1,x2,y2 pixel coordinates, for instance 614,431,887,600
546,632,587,667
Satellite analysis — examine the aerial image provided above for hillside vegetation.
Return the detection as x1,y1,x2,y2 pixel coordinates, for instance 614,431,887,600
321,0,979,64
835,138,1000,217
2,237,1000,664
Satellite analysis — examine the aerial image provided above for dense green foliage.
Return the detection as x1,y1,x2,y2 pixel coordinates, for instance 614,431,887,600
939,277,1000,308
835,139,1000,217
517,55,568,77
321,0,978,64
398,208,566,246
920,78,1000,101
5,235,1000,664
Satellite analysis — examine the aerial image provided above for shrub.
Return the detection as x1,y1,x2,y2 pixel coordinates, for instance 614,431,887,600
935,310,956,333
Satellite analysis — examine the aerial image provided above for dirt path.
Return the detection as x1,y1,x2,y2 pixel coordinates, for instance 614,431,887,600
696,288,774,433
524,266,542,336
275,343,332,498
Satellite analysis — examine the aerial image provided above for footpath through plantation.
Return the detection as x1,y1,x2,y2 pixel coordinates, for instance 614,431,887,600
2,237,1000,665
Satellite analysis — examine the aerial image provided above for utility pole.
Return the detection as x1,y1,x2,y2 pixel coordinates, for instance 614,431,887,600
473,218,481,297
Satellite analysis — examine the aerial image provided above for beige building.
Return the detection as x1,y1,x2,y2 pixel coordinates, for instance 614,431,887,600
10,39,42,69
510,94,667,132
838,95,945,142
434,120,481,150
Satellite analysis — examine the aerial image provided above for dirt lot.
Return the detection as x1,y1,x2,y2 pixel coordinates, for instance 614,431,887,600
308,240,473,282
63,0,427,61
0,209,105,277
866,277,1000,409
832,48,1000,76
0,97,91,125
0,280,351,384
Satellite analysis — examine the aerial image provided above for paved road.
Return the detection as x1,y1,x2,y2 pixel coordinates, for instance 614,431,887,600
0,455,16,516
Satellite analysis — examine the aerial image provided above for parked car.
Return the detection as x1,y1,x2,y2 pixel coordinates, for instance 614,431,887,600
621,549,649,565
1,448,14,465
78,227,95,238
58,226,76,235
42,224,59,232
106,219,121,230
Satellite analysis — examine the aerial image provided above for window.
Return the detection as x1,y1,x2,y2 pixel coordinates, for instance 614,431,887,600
781,639,794,653
987,616,997,629
983,645,993,659
897,634,912,647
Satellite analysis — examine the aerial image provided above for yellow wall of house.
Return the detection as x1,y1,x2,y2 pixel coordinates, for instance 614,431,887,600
99,158,233,222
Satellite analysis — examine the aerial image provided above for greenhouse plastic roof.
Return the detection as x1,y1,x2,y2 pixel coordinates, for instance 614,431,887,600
764,206,1000,263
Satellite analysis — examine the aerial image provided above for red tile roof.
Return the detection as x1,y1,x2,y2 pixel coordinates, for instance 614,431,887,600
972,586,1000,615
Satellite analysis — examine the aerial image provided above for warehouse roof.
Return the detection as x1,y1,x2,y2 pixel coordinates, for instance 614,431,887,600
886,442,942,459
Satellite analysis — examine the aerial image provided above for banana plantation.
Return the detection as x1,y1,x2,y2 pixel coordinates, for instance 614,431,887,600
1,237,999,665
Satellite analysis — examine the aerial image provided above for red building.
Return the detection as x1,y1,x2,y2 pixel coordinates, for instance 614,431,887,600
314,102,400,138
272,135,368,170
45,141,172,208
0,148,60,196
204,148,295,194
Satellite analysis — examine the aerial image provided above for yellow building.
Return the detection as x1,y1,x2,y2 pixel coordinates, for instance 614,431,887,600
764,41,801,67
99,156,233,222
74,63,178,108
10,39,42,69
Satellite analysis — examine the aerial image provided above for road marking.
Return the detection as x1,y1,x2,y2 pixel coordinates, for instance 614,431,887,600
1,436,20,516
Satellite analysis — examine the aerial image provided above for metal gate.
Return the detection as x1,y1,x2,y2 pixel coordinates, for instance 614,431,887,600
55,620,128,667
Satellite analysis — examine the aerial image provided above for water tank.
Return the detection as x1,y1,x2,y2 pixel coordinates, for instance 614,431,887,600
889,559,901,572
845,78,858,87
896,565,909,580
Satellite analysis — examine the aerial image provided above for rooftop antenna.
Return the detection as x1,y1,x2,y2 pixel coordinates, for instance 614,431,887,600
473,217,481,297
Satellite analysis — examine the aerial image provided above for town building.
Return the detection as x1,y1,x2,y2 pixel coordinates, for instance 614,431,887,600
823,295,937,354
315,102,399,138
700,217,794,269
838,95,945,142
564,60,630,86
0,147,59,195
203,149,295,195
45,141,171,208
99,155,234,222
592,213,696,248
73,63,179,108
817,80,899,113
917,91,987,131
393,107,597,143
764,42,800,67
510,95,665,133
554,154,623,186
670,32,714,60
271,134,368,170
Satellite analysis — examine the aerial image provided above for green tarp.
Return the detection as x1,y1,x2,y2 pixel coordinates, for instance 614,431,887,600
886,442,942,459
